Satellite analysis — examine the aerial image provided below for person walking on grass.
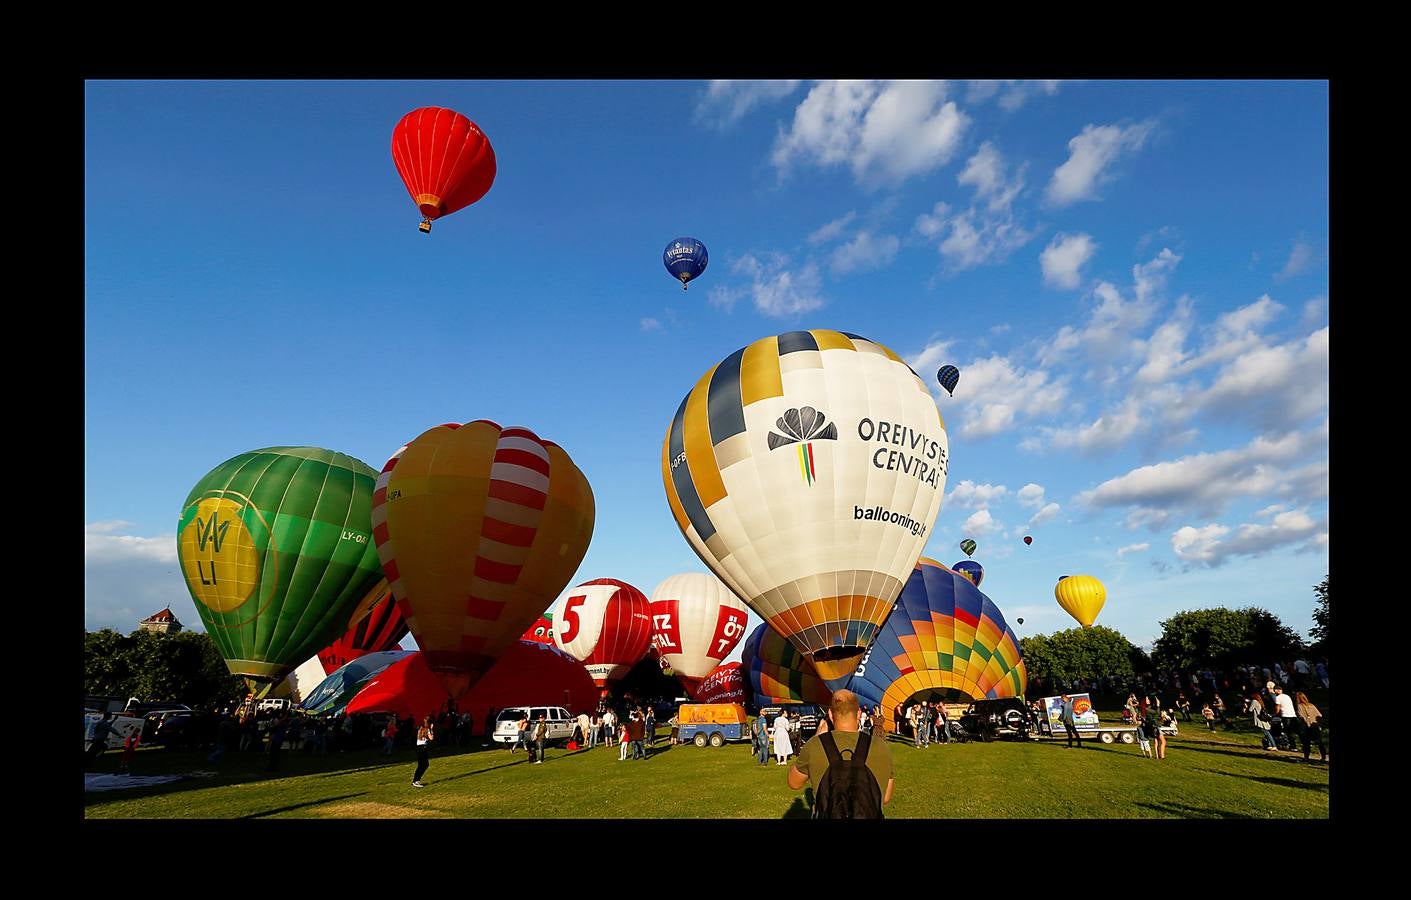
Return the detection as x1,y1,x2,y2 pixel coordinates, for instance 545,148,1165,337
754,713,770,766
1294,692,1327,763
382,716,398,755
1250,693,1278,751
533,714,548,764
773,710,794,765
412,717,434,787
1060,694,1082,749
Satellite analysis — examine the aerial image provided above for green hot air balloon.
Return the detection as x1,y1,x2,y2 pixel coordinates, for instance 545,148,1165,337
960,539,977,558
176,447,386,695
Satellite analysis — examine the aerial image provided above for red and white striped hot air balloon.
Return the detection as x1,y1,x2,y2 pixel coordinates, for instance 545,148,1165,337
649,572,749,698
551,578,652,688
372,421,595,700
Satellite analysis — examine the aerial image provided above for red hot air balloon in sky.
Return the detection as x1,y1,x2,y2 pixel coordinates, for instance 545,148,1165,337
1024,535,1033,546
391,107,497,234
552,578,653,689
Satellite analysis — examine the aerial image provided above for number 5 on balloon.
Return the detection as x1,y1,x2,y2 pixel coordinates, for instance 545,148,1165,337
560,594,586,642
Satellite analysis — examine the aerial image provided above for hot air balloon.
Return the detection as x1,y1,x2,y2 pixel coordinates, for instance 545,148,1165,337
936,365,960,396
663,330,949,691
740,622,833,707
1017,617,1024,625
845,558,1026,736
299,650,414,717
960,539,977,558
521,614,556,645
1024,535,1033,546
552,578,653,688
694,662,747,705
391,107,497,234
1055,574,1106,628
952,559,984,588
317,584,409,675
373,421,595,700
177,447,388,695
649,573,749,698
663,237,708,290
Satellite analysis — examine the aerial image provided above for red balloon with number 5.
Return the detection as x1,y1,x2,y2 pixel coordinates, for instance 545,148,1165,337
552,578,652,688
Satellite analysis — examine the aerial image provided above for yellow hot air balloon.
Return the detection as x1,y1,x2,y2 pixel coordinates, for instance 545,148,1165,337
1055,574,1106,628
662,329,949,690
372,421,595,699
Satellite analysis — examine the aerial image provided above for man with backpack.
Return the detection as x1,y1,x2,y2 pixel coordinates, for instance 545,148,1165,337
787,690,894,819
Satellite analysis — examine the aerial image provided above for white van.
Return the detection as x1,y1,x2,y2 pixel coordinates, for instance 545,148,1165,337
491,706,575,746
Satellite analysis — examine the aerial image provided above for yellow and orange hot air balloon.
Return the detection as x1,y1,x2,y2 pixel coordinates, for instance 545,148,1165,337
1055,574,1106,628
372,421,594,699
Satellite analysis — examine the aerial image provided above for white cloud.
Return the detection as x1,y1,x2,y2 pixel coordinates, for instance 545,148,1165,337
949,354,1069,439
1045,120,1156,207
934,209,1037,271
808,211,856,245
1040,232,1097,289
773,80,969,187
86,522,195,633
1017,483,1046,508
1171,509,1325,568
1080,428,1323,523
1275,237,1317,281
695,80,801,128
946,480,1009,509
961,508,1002,537
707,284,744,312
830,231,901,275
906,338,956,379
966,80,1061,111
1027,502,1060,527
915,202,949,239
1133,248,1181,305
958,142,1025,212
1039,251,1176,370
729,253,826,317
1187,326,1328,432
640,317,661,332
1116,542,1149,557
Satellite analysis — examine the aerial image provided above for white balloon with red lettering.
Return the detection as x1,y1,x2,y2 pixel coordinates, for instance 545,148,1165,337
649,572,750,697
551,578,652,687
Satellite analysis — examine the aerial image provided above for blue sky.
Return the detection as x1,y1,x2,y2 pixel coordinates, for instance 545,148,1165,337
85,79,1329,656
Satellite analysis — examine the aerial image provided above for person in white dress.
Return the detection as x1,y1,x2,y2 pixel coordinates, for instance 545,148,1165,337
773,713,794,765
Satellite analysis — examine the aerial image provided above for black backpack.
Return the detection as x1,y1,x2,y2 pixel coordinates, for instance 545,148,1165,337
812,731,884,819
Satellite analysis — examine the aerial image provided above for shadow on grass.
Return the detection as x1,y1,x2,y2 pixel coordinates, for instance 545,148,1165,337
1168,742,1312,765
241,793,367,818
1193,769,1328,793
782,789,814,819
1135,800,1253,818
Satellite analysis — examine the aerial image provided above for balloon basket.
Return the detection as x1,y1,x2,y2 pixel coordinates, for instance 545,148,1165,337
419,220,432,234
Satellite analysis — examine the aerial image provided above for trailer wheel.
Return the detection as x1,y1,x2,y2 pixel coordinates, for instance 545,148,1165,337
1119,732,1135,744
709,732,725,748
693,732,708,748
1099,731,1115,744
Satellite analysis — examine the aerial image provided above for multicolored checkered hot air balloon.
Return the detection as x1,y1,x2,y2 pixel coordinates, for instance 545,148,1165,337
372,421,595,700
740,622,834,707
552,578,653,688
177,447,388,695
846,558,1027,736
663,330,949,691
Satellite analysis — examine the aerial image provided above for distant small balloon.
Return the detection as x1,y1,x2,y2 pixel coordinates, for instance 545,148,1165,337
960,539,977,558
1017,617,1024,625
936,365,961,397
663,237,709,290
1024,535,1033,546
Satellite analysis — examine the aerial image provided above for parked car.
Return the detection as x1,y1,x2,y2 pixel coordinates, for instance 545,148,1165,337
958,698,1034,741
490,706,575,746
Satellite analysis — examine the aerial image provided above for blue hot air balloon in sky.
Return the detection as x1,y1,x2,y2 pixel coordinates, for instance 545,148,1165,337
663,237,708,290
953,559,984,588
937,365,961,396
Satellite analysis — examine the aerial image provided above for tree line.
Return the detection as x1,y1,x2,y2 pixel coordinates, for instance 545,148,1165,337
84,629,244,708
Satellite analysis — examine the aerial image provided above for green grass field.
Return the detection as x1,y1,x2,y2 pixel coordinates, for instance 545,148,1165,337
84,717,1328,819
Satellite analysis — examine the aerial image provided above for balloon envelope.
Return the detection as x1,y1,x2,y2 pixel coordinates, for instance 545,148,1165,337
373,421,595,699
317,583,409,676
177,447,387,691
649,572,749,696
960,539,977,558
936,365,960,396
1055,574,1106,628
391,107,496,230
663,330,949,690
694,662,747,705
1024,535,1033,545
845,558,1026,735
552,578,653,687
663,237,708,288
952,559,984,588
521,614,555,645
299,651,414,716
740,622,833,707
